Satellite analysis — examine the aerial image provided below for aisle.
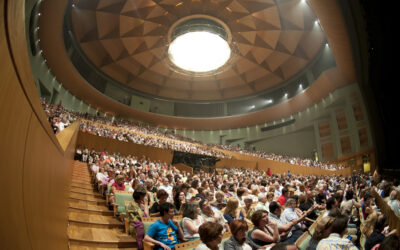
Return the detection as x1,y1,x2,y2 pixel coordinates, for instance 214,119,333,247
68,161,137,249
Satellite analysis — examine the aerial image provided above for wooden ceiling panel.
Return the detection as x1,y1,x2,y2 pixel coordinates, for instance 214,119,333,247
149,60,171,76
121,37,145,54
253,73,281,91
128,80,159,95
120,16,144,36
226,0,250,14
278,0,304,30
222,85,254,99
96,12,120,39
169,71,192,80
215,68,238,80
280,57,308,79
132,51,155,67
299,30,325,59
191,80,219,91
219,76,246,89
164,78,191,90
244,67,269,83
256,30,281,49
116,57,144,76
101,63,130,83
235,57,259,74
278,30,303,54
264,51,291,72
139,70,166,86
79,41,108,66
250,47,274,64
251,6,281,29
100,39,126,61
71,10,98,42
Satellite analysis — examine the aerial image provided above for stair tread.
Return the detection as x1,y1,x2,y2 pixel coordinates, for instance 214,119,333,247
68,226,135,243
69,212,123,225
69,200,110,212
70,246,137,250
71,187,98,195
69,193,104,202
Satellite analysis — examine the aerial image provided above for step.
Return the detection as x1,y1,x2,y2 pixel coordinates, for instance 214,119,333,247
69,193,104,203
69,197,106,206
69,243,137,250
69,200,113,216
70,183,93,190
72,173,91,177
70,190,103,199
72,176,91,181
70,184,94,191
69,211,124,229
70,187,99,195
68,225,137,248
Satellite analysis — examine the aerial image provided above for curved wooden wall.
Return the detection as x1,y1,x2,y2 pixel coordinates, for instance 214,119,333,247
77,132,174,164
0,1,79,249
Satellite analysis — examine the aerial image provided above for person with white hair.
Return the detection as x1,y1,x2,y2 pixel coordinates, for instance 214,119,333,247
388,189,400,216
255,193,269,212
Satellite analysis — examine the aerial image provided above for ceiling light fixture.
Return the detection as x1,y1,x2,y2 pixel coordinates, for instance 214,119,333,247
168,16,231,73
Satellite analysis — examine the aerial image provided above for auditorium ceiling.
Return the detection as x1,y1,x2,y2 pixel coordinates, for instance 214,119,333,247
70,0,325,101
37,0,357,129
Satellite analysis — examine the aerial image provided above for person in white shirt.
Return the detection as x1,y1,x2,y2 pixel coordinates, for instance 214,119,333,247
159,177,173,203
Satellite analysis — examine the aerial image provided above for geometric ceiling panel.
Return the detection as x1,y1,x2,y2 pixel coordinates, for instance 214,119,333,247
71,0,325,101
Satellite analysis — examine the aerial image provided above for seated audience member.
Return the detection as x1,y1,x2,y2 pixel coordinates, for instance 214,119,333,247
306,216,335,250
322,197,339,218
277,188,289,206
212,191,227,210
281,198,312,235
364,214,394,250
388,189,400,216
269,201,312,243
378,234,400,250
243,197,255,220
247,210,280,248
315,188,327,205
200,199,229,233
159,177,173,203
237,188,246,207
224,220,252,250
109,175,126,204
144,202,186,250
126,186,149,249
174,191,186,215
223,198,245,225
361,192,374,220
316,215,358,250
182,202,205,241
340,190,361,217
195,222,224,250
255,193,269,212
149,189,169,217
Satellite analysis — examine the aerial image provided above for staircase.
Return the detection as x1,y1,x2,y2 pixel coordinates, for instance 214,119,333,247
68,161,137,249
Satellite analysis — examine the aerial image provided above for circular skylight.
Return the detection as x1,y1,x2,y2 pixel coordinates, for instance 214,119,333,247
168,31,231,72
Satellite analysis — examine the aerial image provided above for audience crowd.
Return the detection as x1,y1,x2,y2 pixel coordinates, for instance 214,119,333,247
42,99,345,170
78,146,400,250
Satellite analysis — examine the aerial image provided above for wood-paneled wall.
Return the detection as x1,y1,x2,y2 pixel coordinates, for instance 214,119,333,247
77,131,174,164
0,1,78,249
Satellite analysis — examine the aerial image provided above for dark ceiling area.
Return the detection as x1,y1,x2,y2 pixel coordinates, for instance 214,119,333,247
340,0,398,177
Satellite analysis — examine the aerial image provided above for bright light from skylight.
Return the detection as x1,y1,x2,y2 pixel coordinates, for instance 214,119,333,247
168,31,231,72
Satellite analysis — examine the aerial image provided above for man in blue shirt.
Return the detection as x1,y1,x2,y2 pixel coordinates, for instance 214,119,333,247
144,202,185,250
